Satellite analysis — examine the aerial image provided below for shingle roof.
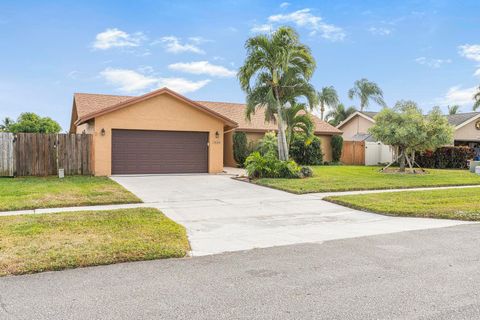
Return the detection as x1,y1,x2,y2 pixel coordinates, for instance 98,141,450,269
73,92,341,135
446,112,480,126
197,101,341,134
358,110,480,127
359,111,378,119
74,93,132,119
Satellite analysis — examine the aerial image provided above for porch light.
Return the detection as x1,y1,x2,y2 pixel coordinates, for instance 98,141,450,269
215,131,219,139
101,128,106,136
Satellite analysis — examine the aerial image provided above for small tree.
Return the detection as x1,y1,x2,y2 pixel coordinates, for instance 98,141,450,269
331,135,343,163
317,86,339,120
8,112,61,133
369,100,454,172
233,131,249,166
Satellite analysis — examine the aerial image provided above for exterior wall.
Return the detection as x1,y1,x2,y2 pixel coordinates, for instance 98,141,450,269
92,93,224,176
76,120,95,134
224,130,236,167
223,131,265,167
454,120,480,142
339,115,374,141
317,135,332,162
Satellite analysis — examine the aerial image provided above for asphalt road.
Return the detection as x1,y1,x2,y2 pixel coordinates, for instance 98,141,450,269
1,224,480,320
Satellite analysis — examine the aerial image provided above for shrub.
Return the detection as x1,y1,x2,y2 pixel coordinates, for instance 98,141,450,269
415,147,474,169
244,152,302,179
289,134,323,165
258,131,278,157
331,135,343,162
300,166,313,177
233,132,249,167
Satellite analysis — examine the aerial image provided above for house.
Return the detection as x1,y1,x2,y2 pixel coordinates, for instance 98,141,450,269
69,87,341,176
336,110,480,165
338,110,480,146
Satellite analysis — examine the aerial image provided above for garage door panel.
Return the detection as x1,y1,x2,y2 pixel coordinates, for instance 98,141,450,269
112,130,208,174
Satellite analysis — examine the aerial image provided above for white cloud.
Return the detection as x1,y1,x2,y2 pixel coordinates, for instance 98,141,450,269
368,27,392,36
440,85,477,106
168,61,236,77
474,68,480,77
100,68,210,94
267,9,345,41
93,28,145,50
250,24,273,33
156,36,205,54
415,57,451,68
458,44,480,62
100,68,158,93
157,78,210,93
280,2,290,8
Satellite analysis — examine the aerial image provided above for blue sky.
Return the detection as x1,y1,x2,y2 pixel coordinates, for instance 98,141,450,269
0,0,479,130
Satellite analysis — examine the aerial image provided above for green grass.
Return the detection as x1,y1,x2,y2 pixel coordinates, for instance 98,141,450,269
0,176,141,211
325,187,480,221
0,208,190,276
254,166,480,194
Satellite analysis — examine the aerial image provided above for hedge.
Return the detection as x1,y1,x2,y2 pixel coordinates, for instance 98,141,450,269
415,146,475,169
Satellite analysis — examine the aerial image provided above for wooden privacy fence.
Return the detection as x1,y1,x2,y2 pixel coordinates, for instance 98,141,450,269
0,133,93,177
341,141,365,165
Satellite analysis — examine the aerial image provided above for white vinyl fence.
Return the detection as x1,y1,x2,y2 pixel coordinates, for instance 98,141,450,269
365,141,394,166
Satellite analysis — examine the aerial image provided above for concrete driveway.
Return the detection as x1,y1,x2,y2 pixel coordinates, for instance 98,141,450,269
112,175,469,256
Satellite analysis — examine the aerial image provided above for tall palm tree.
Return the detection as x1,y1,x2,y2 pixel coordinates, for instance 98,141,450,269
238,26,317,160
325,103,357,126
474,86,480,111
282,102,314,147
317,86,339,120
447,105,460,115
348,78,386,111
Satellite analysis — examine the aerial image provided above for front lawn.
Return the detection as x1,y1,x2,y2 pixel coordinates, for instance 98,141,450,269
255,166,480,193
0,208,190,276
325,187,480,221
0,176,140,211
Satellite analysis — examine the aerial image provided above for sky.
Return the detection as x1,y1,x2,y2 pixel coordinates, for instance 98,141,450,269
0,0,479,130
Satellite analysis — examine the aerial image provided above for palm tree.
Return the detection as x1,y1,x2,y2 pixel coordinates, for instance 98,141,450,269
348,78,386,111
238,26,317,160
325,103,357,126
282,102,314,147
317,86,339,120
447,105,460,115
474,86,480,111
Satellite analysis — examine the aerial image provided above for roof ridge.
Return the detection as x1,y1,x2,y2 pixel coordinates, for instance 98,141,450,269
196,100,245,105
74,92,134,98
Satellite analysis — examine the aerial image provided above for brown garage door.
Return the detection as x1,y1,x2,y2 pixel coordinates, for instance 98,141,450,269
112,129,209,174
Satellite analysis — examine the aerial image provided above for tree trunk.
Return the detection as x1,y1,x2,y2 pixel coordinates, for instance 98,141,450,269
398,149,406,173
320,101,325,121
273,86,289,161
276,110,289,161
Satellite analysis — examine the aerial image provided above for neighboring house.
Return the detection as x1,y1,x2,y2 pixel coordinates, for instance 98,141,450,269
70,87,341,176
337,111,480,146
336,110,480,165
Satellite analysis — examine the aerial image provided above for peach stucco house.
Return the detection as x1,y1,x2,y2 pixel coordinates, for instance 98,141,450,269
69,87,341,176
